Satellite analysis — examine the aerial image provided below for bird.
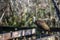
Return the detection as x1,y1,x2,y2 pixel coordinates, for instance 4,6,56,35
34,20,50,31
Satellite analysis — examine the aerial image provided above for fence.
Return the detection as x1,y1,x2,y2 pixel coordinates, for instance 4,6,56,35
0,27,60,40
37,28,60,40
36,35,60,40
0,27,36,40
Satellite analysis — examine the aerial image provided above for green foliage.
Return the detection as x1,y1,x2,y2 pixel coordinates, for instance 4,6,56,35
0,0,56,28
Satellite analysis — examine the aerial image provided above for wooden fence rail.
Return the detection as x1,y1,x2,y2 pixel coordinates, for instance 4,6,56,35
0,27,36,40
0,26,60,40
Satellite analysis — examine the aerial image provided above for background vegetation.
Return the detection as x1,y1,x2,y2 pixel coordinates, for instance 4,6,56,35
0,0,60,28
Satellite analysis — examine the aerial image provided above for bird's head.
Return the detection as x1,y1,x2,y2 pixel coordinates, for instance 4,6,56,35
34,20,44,25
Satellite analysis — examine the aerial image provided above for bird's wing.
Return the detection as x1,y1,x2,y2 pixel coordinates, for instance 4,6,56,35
40,21,50,31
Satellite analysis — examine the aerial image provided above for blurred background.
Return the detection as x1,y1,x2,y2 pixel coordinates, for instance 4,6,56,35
0,0,60,28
